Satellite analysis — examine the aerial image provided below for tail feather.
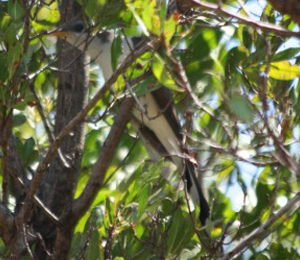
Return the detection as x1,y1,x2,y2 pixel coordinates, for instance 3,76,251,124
185,161,210,226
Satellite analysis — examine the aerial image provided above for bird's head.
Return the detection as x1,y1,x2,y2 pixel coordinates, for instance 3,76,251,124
49,21,89,48
49,21,116,80
49,21,112,57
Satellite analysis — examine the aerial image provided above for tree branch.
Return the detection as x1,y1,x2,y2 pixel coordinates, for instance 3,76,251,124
0,203,15,245
190,0,300,38
72,97,135,222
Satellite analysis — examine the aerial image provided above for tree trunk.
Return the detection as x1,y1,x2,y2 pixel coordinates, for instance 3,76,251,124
33,1,89,258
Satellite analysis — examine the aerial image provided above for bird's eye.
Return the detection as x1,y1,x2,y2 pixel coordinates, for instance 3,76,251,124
72,22,85,33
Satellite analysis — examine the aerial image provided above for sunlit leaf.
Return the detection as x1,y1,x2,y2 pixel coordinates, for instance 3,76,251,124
152,54,180,91
126,1,150,37
261,60,300,80
142,0,160,36
135,223,144,239
15,121,35,139
36,2,60,24
163,14,177,47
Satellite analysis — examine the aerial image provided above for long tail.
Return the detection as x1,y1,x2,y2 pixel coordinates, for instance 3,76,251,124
185,161,210,226
133,87,210,225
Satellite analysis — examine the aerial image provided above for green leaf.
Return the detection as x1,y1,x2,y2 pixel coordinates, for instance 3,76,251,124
142,0,160,36
254,253,270,260
13,114,27,127
152,54,179,91
84,0,101,19
15,121,34,139
137,183,152,220
272,48,300,62
8,1,24,21
136,223,144,239
217,161,235,181
36,1,59,24
23,138,35,164
74,174,90,199
7,42,23,79
111,34,123,72
74,212,90,234
163,14,177,48
106,198,114,224
34,71,46,89
122,165,142,205
228,94,253,123
166,209,193,255
261,61,300,80
135,76,157,97
84,229,100,260
255,182,272,210
71,233,84,256
126,1,150,37
84,129,103,151
0,53,8,81
161,198,175,216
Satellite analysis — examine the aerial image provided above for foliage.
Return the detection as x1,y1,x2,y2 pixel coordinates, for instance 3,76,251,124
0,0,300,259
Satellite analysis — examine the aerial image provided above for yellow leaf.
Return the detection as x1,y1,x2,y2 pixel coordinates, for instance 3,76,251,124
261,60,300,81
163,14,177,47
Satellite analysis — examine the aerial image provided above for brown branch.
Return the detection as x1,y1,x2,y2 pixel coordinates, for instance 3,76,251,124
217,190,300,260
0,109,12,205
0,203,15,245
104,226,114,260
72,97,135,221
190,0,300,38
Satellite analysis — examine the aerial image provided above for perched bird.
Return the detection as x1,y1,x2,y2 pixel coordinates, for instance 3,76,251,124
50,21,210,225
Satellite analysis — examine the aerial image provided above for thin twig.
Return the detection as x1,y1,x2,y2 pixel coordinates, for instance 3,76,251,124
190,0,300,38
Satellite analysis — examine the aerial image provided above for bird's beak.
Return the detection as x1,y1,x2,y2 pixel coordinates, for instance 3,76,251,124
48,30,69,38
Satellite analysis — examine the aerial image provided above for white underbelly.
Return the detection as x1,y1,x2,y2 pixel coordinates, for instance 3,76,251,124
132,93,183,170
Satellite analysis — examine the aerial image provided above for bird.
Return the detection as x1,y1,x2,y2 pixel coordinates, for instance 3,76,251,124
49,20,210,225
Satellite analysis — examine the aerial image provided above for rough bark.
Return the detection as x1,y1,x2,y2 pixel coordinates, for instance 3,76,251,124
33,1,89,258
0,203,15,245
